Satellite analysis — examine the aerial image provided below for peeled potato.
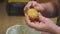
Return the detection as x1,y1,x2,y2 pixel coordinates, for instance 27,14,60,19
27,8,38,20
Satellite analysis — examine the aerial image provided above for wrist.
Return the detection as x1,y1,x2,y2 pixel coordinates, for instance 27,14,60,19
40,2,54,12
49,24,60,34
39,2,57,17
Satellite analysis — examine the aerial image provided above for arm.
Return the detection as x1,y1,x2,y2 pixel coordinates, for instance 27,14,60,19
39,1,59,18
48,24,60,34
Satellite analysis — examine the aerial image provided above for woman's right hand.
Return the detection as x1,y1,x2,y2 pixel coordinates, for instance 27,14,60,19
25,12,60,34
24,1,44,13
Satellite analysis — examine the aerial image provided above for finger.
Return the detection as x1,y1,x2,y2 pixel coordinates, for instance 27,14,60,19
34,6,37,9
38,12,46,22
25,13,30,23
24,3,32,13
25,14,37,28
24,6,29,13
39,22,45,26
24,7,28,13
34,4,44,12
38,13,53,24
34,6,39,11
32,2,37,7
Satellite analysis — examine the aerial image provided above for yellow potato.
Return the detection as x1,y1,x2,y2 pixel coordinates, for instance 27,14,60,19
27,8,38,20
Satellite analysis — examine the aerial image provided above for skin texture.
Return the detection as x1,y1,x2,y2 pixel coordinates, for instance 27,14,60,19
24,1,60,34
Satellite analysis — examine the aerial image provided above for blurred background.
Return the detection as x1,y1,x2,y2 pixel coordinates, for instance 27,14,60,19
0,0,57,34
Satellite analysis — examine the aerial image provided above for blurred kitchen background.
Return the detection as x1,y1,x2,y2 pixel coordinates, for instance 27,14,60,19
0,0,57,34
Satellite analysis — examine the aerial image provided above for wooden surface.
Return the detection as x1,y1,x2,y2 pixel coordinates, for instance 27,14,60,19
0,3,57,34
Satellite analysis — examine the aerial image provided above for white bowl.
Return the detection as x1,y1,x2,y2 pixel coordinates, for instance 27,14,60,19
6,24,41,34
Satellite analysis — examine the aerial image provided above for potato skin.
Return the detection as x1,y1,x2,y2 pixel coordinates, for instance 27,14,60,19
27,8,38,20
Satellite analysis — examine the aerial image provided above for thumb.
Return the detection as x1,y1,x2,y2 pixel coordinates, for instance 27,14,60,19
38,12,46,22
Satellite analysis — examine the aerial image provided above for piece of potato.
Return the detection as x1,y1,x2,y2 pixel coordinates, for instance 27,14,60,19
27,8,38,20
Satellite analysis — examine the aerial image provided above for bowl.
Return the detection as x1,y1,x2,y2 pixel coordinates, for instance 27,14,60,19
6,24,41,34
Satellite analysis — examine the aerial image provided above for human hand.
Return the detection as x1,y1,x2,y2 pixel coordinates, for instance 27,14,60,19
25,12,56,33
24,1,44,13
